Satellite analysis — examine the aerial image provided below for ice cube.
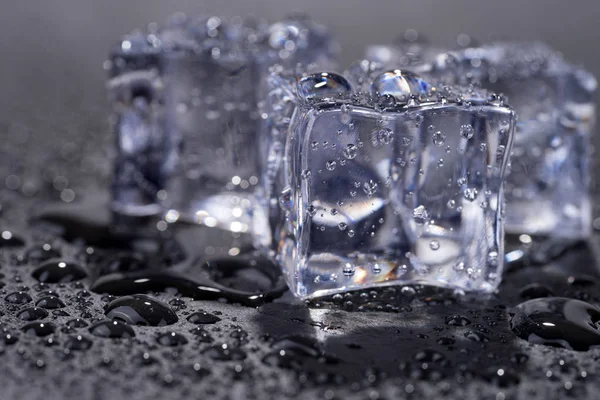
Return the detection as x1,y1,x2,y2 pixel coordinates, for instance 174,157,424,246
367,41,597,238
257,67,515,298
107,14,339,233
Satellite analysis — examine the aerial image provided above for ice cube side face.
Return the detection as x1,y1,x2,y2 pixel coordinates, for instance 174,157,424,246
108,16,339,232
108,32,175,218
430,43,597,238
276,98,514,299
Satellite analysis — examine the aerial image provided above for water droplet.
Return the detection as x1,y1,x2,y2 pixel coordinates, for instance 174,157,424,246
519,283,554,300
432,131,446,146
31,261,87,283
105,294,178,326
89,320,135,339
202,343,247,361
445,315,471,326
413,205,428,224
460,124,474,139
157,331,188,346
187,311,221,324
343,144,358,159
343,264,355,276
371,70,429,101
36,296,65,309
464,330,489,342
64,335,92,351
487,250,499,266
371,128,394,146
510,297,600,351
297,73,352,101
338,222,347,231
67,318,89,328
278,186,292,210
189,327,214,343
325,160,337,171
363,180,378,196
429,240,440,251
17,307,48,321
0,231,25,248
464,188,478,202
21,322,56,337
5,291,32,305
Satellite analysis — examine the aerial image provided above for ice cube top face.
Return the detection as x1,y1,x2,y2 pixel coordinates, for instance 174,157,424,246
429,42,597,238
107,14,339,232
272,70,515,299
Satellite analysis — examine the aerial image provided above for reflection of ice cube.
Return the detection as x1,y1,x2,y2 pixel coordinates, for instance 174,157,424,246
108,14,339,232
367,41,597,238
259,67,515,298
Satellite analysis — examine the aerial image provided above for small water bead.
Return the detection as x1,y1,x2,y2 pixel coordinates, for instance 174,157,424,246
189,327,214,343
17,307,48,321
89,320,135,339
2,333,18,345
157,331,188,346
36,296,65,309
307,204,317,217
21,322,56,337
413,205,428,224
203,343,247,361
5,291,32,305
343,144,358,159
371,69,429,101
432,131,446,146
105,294,178,326
0,231,25,248
67,318,89,328
464,188,478,202
279,186,292,210
460,124,475,139
509,297,600,351
64,335,92,351
31,261,87,283
371,128,394,146
343,264,356,277
445,315,471,326
363,180,378,196
464,330,489,342
347,230,355,238
187,311,221,324
301,169,311,179
519,283,555,300
325,161,336,171
429,240,440,251
446,200,456,209
487,251,499,266
297,72,352,101
338,223,347,231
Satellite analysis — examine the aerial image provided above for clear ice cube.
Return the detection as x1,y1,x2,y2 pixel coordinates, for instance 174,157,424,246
107,14,339,233
367,41,597,238
257,67,515,298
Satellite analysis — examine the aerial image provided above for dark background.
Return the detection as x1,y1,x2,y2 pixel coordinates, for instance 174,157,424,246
2,0,599,109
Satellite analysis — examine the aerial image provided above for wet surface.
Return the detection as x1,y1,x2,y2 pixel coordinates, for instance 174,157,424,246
1,9,600,400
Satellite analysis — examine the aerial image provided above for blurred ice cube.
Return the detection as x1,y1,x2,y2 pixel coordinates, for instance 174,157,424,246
107,14,339,233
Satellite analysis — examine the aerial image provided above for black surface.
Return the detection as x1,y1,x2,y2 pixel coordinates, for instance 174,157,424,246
1,2,600,399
